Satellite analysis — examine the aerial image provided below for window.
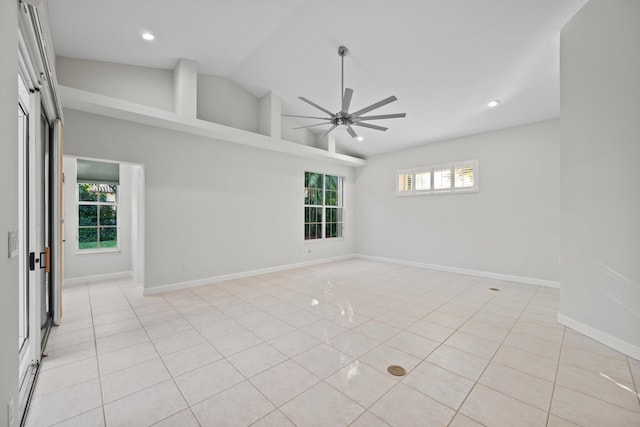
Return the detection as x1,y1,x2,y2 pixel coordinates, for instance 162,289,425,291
78,183,118,250
415,171,431,191
304,172,343,240
398,173,413,192
396,160,478,196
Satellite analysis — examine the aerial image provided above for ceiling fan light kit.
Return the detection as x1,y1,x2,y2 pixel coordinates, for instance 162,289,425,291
284,45,406,140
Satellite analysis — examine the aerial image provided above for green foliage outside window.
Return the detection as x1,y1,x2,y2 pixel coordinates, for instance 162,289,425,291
78,183,118,250
304,172,343,240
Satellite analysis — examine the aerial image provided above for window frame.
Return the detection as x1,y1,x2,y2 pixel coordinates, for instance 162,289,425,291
76,182,120,253
396,160,479,196
304,172,344,241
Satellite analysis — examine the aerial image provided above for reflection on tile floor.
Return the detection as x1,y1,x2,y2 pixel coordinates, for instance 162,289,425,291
25,260,640,426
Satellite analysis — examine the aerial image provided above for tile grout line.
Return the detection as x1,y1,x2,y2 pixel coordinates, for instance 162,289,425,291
154,282,341,424
444,279,539,426
86,282,108,427
346,277,507,425
627,357,640,409
136,286,205,426
545,324,566,426
89,280,198,424
196,280,364,426
42,261,638,426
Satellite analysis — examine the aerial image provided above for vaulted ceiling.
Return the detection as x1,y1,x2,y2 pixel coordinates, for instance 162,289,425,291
47,0,587,157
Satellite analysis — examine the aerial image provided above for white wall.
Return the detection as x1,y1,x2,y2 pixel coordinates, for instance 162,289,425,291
131,165,145,283
56,57,174,111
281,116,319,147
61,108,355,292
0,0,19,423
559,0,640,356
197,73,260,132
63,158,134,280
355,119,561,283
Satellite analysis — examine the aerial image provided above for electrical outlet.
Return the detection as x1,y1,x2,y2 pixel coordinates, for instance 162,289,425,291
8,397,14,426
519,258,526,265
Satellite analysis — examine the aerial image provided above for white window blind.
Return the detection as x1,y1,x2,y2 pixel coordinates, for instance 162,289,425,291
433,168,452,190
398,173,413,192
455,165,474,188
396,160,478,196
415,172,431,191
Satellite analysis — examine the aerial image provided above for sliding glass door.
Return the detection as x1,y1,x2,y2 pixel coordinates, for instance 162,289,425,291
18,73,54,420
17,84,32,399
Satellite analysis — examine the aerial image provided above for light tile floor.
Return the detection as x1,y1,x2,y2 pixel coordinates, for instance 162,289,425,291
25,260,640,426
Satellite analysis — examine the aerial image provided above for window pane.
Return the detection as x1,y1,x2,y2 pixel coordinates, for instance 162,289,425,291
325,190,337,206
79,205,97,226
100,227,117,248
99,184,117,203
398,173,412,192
78,183,98,201
325,223,335,238
99,205,117,226
454,166,474,188
433,168,452,190
325,175,338,191
415,172,431,191
308,224,318,239
326,207,336,223
307,172,323,189
78,227,98,249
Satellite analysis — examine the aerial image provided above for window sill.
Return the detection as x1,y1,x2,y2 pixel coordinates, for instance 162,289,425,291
75,248,121,255
396,188,478,197
304,237,345,244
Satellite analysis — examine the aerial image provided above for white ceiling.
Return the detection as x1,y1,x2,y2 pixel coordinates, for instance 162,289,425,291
46,0,587,158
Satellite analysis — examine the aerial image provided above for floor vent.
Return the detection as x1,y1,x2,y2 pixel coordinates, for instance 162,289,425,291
387,365,407,376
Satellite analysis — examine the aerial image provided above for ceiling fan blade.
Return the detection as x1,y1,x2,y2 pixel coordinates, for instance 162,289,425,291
355,113,406,121
342,88,354,113
282,114,331,120
294,122,332,129
319,124,338,137
346,125,358,138
351,95,398,117
299,97,335,117
353,122,388,131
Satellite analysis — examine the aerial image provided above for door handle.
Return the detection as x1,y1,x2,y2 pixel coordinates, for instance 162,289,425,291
29,252,35,271
39,251,47,270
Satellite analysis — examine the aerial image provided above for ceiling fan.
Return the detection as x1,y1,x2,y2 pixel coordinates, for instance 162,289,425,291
283,46,406,140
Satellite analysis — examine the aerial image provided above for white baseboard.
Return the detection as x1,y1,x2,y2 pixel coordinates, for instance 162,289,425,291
64,271,133,287
353,254,559,288
557,314,640,360
142,255,354,295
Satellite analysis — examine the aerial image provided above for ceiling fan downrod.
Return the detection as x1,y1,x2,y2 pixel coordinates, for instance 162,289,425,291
338,45,348,109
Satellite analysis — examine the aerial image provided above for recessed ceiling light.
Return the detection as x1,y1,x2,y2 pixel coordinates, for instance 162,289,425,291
141,32,155,41
487,100,500,108
356,136,364,142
